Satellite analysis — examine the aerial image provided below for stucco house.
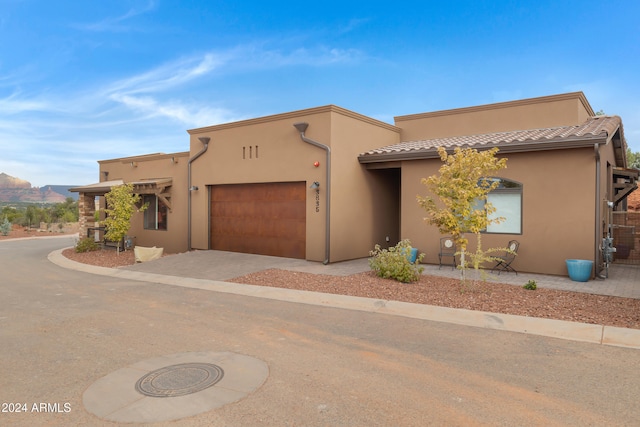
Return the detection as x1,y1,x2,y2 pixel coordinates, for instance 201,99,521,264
71,92,638,278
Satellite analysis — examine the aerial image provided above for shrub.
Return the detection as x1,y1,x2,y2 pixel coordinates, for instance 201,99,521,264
0,217,11,236
523,280,537,290
75,237,99,253
369,239,425,283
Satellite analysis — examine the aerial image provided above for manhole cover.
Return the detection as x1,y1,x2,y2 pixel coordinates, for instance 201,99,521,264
135,363,224,397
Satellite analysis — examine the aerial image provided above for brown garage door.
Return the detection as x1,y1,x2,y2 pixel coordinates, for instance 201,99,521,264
210,182,306,259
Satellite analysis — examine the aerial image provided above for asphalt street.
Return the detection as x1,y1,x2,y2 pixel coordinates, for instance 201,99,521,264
1,236,639,426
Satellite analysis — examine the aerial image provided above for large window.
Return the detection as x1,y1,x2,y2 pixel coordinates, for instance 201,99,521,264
143,195,168,230
477,178,522,234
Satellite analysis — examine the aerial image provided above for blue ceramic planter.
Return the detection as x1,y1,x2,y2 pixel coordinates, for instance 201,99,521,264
402,247,419,263
408,248,418,263
566,259,593,282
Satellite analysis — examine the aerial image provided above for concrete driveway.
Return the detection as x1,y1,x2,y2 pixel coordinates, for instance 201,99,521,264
53,243,640,348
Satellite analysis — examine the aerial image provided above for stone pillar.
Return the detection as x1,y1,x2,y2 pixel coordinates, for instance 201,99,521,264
78,193,96,238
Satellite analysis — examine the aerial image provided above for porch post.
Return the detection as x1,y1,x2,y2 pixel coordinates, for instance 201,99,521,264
78,193,96,239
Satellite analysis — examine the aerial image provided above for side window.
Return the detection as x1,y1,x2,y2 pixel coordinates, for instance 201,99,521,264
479,178,522,234
143,195,168,230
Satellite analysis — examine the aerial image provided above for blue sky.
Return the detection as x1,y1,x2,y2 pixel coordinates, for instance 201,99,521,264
1,0,639,187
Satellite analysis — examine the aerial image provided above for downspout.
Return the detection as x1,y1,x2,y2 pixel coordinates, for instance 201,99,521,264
594,143,601,278
187,137,210,251
293,122,331,264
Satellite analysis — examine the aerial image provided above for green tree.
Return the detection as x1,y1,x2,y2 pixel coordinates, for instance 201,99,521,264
103,184,145,254
60,210,77,223
23,205,38,228
50,197,79,223
0,216,11,236
627,148,640,169
417,146,508,278
1,206,20,223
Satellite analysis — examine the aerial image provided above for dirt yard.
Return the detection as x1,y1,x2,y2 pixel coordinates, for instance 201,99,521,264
0,224,78,240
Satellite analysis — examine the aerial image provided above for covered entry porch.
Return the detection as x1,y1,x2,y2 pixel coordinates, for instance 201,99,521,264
70,178,173,241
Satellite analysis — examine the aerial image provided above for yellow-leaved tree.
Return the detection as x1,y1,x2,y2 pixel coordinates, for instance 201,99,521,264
417,146,507,279
104,183,145,254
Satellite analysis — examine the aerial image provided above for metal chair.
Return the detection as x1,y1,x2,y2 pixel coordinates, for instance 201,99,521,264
492,240,519,275
438,237,456,270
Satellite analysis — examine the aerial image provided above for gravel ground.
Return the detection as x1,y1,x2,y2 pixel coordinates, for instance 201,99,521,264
0,225,73,240
60,247,640,330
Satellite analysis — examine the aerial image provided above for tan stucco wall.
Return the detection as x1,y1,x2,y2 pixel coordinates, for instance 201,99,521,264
328,111,401,260
188,109,331,260
188,106,400,262
401,147,597,276
98,152,189,254
395,92,595,141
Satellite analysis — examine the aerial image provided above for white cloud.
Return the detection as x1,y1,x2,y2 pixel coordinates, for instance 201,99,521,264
102,43,364,126
336,18,371,35
100,52,238,126
110,93,240,127
105,53,224,96
0,92,50,114
72,0,157,33
236,44,365,68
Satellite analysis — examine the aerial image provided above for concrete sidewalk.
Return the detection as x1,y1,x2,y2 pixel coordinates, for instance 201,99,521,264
421,263,640,299
48,248,640,350
120,249,640,299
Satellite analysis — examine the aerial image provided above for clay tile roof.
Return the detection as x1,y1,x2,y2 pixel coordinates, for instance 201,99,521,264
359,115,623,162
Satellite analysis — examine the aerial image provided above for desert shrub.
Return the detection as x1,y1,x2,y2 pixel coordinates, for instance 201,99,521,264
0,217,11,236
369,239,425,283
75,237,99,253
523,280,537,290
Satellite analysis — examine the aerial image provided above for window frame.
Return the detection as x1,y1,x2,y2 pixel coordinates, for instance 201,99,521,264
478,177,523,235
143,194,168,231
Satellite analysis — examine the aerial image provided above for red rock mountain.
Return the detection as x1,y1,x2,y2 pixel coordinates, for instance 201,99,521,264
0,173,68,203
0,172,31,189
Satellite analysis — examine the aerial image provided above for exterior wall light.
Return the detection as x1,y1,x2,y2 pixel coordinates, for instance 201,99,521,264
189,186,199,191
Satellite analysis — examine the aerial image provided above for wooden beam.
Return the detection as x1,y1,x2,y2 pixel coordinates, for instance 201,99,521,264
614,183,638,204
158,194,172,211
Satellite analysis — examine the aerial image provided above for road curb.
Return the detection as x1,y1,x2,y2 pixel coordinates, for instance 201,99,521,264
48,248,640,349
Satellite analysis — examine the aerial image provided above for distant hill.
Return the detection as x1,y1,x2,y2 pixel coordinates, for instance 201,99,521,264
0,172,30,189
44,185,79,200
0,173,79,203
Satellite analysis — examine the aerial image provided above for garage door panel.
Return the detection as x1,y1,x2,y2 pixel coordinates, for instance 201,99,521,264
213,235,305,259
212,200,305,220
211,218,305,239
212,182,305,202
210,201,258,218
210,182,306,259
262,218,305,238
